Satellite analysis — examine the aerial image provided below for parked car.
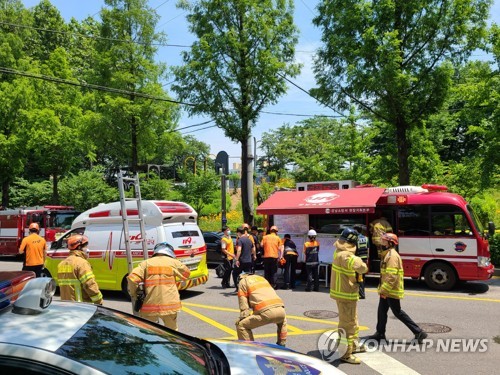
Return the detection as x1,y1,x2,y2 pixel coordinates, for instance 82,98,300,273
203,232,263,269
203,231,224,265
0,271,343,374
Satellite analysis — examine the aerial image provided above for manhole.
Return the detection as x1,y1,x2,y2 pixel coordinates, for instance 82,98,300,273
304,310,338,319
418,323,452,333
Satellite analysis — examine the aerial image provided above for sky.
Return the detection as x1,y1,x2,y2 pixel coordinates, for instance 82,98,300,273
21,0,500,163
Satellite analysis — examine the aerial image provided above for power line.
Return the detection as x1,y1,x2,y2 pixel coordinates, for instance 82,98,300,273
262,110,343,118
0,21,190,48
175,119,214,131
277,73,349,118
0,66,195,106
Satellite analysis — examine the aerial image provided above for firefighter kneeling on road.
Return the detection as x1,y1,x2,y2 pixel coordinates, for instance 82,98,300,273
57,234,103,305
235,271,287,346
330,228,368,364
127,242,190,331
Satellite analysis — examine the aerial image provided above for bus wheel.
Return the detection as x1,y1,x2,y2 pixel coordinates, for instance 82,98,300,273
424,262,456,291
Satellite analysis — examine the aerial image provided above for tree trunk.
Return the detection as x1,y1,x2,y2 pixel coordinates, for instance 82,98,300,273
131,115,138,173
52,173,59,204
240,138,254,225
1,180,9,208
396,121,410,185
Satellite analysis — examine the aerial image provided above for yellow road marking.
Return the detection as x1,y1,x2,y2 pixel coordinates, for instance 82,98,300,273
182,306,237,336
365,288,500,302
182,302,368,338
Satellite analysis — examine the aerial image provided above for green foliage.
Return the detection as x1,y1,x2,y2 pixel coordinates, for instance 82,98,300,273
227,173,240,194
58,167,118,211
173,0,301,224
138,174,179,201
176,169,219,218
490,234,500,267
8,178,53,208
312,0,491,185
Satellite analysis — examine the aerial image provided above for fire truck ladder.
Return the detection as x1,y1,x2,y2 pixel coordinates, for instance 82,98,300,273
118,171,148,275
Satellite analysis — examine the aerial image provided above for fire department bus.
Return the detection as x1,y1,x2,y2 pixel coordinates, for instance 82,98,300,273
43,200,209,293
256,183,495,291
0,206,80,256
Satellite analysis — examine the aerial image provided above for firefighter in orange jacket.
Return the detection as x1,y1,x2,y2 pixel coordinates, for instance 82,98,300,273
330,228,368,364
57,234,103,305
19,223,47,277
236,272,287,346
127,242,190,331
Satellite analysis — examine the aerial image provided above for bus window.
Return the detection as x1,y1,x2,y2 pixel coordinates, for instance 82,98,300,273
398,206,430,236
430,205,473,236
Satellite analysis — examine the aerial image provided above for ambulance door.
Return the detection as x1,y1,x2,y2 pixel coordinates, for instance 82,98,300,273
85,224,120,290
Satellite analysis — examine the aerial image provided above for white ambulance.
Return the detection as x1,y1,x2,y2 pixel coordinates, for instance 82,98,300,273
44,200,208,293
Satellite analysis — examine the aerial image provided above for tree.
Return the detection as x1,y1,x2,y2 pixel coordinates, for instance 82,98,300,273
259,115,371,182
312,0,492,185
176,169,219,218
172,0,301,225
93,0,179,173
0,0,35,207
59,166,118,211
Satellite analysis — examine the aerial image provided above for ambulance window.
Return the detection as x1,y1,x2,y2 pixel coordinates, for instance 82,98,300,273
398,206,430,236
172,230,200,238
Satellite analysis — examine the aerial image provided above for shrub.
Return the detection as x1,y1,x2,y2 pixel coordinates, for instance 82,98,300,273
490,233,500,267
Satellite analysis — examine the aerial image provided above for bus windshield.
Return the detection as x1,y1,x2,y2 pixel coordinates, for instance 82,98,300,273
467,205,484,235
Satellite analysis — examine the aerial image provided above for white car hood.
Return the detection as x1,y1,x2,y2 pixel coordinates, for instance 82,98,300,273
208,339,345,375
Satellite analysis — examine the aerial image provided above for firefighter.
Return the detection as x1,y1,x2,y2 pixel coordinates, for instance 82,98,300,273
57,234,103,304
127,242,190,331
235,271,287,346
367,233,428,344
330,228,368,364
369,211,393,257
19,223,47,277
303,229,320,291
353,225,369,299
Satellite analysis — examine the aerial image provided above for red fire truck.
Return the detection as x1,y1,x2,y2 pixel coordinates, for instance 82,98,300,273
256,183,496,290
0,206,80,256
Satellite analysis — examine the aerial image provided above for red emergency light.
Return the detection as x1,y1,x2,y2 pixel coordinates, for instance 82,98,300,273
421,184,448,192
154,202,193,214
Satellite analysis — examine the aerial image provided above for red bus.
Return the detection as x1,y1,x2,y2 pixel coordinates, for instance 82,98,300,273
256,184,495,290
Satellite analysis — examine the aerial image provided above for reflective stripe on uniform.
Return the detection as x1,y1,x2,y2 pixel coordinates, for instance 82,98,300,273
254,298,283,312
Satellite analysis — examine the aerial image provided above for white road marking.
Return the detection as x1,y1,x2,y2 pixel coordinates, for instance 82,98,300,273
356,351,421,375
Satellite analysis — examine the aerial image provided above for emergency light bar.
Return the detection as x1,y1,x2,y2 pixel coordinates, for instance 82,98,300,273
0,272,56,315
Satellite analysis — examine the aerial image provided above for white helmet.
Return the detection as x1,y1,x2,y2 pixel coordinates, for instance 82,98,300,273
307,229,317,237
153,242,176,258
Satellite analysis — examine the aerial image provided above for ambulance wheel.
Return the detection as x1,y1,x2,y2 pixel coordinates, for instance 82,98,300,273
40,268,52,278
424,262,456,291
121,277,131,301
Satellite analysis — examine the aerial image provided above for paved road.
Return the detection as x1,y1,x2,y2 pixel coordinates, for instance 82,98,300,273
2,258,499,375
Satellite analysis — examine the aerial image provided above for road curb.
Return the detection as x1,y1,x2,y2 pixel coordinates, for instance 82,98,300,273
495,268,500,277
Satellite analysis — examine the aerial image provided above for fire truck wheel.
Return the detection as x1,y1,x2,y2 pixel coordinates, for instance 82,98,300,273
424,262,457,291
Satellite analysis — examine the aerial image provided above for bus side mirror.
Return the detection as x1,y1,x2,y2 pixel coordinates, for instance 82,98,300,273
488,222,495,237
